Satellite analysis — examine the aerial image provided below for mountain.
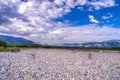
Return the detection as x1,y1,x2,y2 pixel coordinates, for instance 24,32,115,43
0,35,34,45
0,34,120,47
60,40,120,48
82,40,120,48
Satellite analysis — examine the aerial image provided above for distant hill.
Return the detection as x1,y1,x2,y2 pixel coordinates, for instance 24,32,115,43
81,40,120,48
0,35,34,45
0,34,120,48
59,40,120,48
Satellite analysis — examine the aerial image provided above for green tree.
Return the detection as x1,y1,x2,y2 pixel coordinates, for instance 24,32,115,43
0,40,7,48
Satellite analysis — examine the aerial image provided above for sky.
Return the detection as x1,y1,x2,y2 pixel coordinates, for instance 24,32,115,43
0,0,120,45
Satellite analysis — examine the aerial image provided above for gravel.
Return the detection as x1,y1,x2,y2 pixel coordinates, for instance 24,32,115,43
0,48,120,80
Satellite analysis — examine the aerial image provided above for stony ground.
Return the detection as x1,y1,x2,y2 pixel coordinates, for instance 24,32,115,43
0,49,120,80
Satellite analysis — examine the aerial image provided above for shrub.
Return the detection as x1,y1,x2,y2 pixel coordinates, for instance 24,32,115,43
9,47,20,52
31,53,35,59
5,47,20,52
88,53,93,59
0,47,5,52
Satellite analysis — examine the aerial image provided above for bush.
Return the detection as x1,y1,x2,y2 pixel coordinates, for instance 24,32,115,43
0,47,5,52
0,40,21,52
6,47,20,52
0,47,20,52
88,53,93,59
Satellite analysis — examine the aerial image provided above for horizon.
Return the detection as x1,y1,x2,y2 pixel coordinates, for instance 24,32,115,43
0,0,120,44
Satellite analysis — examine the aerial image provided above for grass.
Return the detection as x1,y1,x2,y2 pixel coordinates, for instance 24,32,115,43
0,47,5,52
0,47,20,52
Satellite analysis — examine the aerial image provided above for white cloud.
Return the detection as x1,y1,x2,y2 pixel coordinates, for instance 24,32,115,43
25,24,120,44
54,0,65,5
50,29,62,34
75,0,87,6
88,0,116,10
0,0,118,44
18,1,33,13
102,13,113,19
88,15,99,23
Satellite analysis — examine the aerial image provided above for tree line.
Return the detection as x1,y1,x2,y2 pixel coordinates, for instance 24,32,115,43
0,40,7,48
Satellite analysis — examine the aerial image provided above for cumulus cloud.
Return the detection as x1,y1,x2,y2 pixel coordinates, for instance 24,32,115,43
26,24,120,44
18,1,33,13
88,15,99,23
88,0,116,10
102,13,113,20
75,0,87,6
0,0,119,44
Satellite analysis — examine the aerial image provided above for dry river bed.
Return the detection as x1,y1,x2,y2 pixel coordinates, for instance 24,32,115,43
0,48,120,80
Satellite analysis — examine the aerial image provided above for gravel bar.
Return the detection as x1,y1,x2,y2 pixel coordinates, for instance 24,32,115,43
0,49,120,80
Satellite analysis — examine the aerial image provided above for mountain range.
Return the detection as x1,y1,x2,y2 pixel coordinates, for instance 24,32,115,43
0,35,34,45
0,35,120,47
61,40,120,48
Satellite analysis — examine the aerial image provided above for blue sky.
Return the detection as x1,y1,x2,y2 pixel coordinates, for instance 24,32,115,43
55,3,120,27
0,0,120,44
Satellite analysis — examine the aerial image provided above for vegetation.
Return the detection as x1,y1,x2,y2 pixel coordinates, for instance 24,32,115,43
0,40,20,52
0,39,120,52
8,44,120,51
31,53,36,59
51,46,120,51
0,40,7,48
88,53,93,59
8,44,53,48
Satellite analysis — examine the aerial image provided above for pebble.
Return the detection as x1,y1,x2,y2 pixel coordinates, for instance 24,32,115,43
0,49,120,80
